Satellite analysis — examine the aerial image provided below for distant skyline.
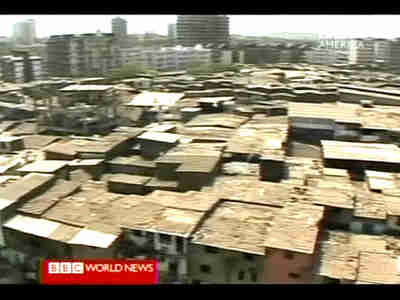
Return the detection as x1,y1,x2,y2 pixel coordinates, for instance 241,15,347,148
1,15,400,39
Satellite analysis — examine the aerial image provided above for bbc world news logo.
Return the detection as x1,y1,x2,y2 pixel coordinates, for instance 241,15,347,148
42,259,159,285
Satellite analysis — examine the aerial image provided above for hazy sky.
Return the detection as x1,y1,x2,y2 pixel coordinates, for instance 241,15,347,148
1,15,400,39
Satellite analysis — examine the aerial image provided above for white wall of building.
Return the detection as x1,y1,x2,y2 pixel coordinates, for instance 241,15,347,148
123,229,189,281
120,45,212,71
349,39,374,64
220,50,233,65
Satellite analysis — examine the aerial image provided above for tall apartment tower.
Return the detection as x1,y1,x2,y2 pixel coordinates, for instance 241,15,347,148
168,24,177,41
46,33,122,77
13,19,36,45
112,17,128,38
374,38,391,63
1,51,42,83
389,38,400,73
348,38,374,65
176,15,230,47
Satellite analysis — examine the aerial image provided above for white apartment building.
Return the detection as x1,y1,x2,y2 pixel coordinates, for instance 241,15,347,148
374,39,391,63
120,45,212,71
348,38,374,65
30,56,42,81
303,48,349,65
0,55,43,83
1,56,24,83
47,33,121,77
120,228,190,283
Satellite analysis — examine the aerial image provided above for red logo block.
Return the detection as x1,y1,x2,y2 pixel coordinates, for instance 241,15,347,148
41,260,159,285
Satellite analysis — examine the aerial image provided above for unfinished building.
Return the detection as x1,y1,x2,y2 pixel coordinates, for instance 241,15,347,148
37,85,119,135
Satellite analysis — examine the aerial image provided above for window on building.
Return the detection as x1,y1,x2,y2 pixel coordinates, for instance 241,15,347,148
284,251,294,260
168,262,178,274
243,253,254,261
238,270,245,281
133,230,143,237
251,272,258,282
159,234,171,244
200,265,211,274
176,237,184,254
288,273,301,279
147,232,155,243
205,246,219,254
30,237,41,249
362,223,375,235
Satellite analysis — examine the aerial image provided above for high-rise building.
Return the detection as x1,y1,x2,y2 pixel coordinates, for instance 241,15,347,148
120,45,212,71
176,15,230,47
112,17,128,38
390,39,400,73
374,38,391,63
46,33,122,77
0,51,42,83
303,47,349,65
13,19,36,45
168,24,177,41
348,38,374,65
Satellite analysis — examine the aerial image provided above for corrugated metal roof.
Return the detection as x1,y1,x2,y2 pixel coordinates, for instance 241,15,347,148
127,91,184,107
357,251,400,284
191,201,279,255
264,203,324,254
68,228,118,248
146,190,219,212
138,132,181,143
23,135,61,150
185,113,248,129
0,198,14,210
59,84,114,92
176,155,220,173
108,174,151,185
288,102,360,123
18,160,68,173
4,214,61,238
321,140,400,163
120,200,204,237
353,192,387,220
68,159,104,166
0,136,23,142
48,224,82,242
18,180,81,216
0,173,54,202
107,155,156,168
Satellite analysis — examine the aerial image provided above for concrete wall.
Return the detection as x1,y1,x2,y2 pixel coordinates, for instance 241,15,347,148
325,208,353,231
70,244,117,259
188,244,264,284
1,227,69,270
263,248,315,284
340,91,400,106
123,229,189,282
177,172,216,191
140,140,177,159
0,139,24,153
107,163,155,177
